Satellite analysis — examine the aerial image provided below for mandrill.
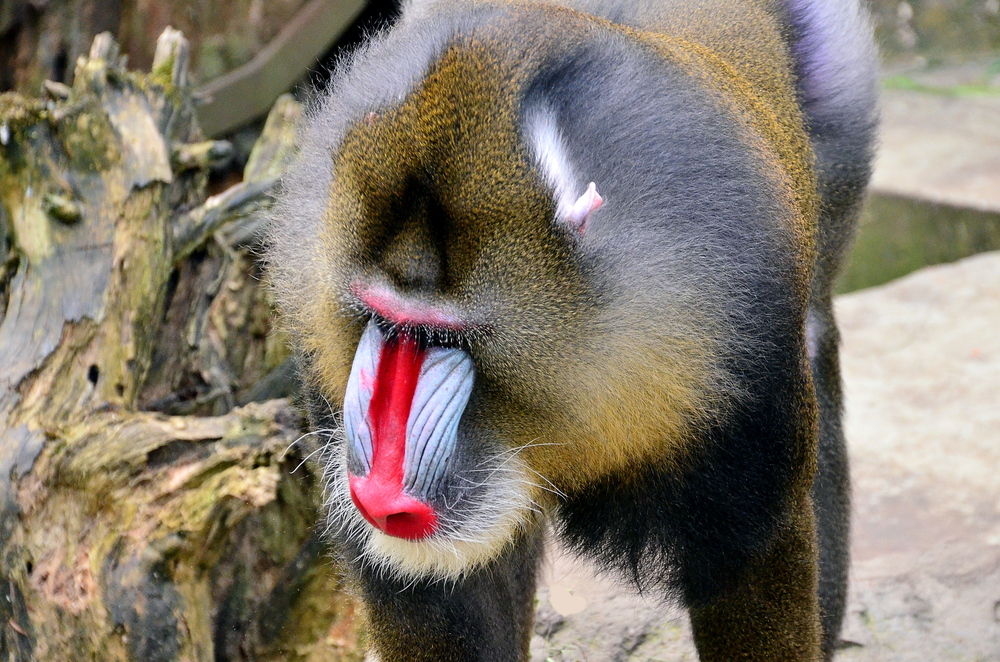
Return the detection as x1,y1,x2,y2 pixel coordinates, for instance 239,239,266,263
267,0,878,660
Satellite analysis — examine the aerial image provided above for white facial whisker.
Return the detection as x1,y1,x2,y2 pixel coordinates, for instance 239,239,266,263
281,428,336,459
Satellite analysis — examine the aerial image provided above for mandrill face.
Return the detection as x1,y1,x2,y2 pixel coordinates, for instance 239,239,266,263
312,193,591,579
273,38,726,581
295,54,604,580
332,317,541,578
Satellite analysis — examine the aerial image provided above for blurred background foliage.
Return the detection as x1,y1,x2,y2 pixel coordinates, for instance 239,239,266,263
873,0,1000,62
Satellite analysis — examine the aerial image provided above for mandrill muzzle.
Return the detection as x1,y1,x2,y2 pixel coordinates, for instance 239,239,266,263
343,321,475,540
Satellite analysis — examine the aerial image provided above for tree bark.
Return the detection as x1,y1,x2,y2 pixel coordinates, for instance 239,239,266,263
0,29,361,662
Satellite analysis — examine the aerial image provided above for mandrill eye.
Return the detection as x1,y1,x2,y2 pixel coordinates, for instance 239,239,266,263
342,320,475,540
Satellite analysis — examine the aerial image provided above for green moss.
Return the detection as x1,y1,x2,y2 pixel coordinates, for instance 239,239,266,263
50,101,120,172
150,54,177,88
0,92,45,126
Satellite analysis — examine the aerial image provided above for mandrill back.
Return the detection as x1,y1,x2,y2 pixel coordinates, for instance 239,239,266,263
267,1,877,660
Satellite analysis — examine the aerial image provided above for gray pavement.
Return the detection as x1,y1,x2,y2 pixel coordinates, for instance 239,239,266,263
873,89,1000,212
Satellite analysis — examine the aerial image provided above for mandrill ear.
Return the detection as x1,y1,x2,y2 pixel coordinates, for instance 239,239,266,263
564,182,603,235
526,105,603,236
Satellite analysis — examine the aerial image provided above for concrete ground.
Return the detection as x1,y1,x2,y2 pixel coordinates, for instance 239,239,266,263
873,87,1000,212
530,251,1000,661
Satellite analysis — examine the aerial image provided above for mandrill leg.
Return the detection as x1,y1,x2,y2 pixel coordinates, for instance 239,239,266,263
808,301,851,660
354,522,545,662
687,492,823,662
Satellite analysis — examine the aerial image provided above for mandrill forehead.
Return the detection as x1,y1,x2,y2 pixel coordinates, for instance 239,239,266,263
321,46,613,320
332,44,550,214
328,112,563,301
322,66,594,323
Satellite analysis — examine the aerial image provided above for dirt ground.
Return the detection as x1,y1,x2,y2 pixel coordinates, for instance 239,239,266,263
530,251,1000,662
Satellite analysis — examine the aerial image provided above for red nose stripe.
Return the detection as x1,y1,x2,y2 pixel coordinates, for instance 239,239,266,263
369,332,423,486
349,332,438,540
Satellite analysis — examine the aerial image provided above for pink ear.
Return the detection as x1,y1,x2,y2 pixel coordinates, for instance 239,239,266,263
564,182,603,235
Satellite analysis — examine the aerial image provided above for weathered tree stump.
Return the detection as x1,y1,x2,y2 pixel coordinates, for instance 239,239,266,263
0,29,361,662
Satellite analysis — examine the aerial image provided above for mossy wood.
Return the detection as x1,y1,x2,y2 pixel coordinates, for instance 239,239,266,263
0,29,361,662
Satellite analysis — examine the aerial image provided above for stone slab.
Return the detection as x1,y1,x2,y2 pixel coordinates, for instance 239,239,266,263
872,89,1000,213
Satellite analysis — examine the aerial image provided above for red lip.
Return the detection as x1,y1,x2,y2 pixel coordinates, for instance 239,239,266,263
351,281,469,330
